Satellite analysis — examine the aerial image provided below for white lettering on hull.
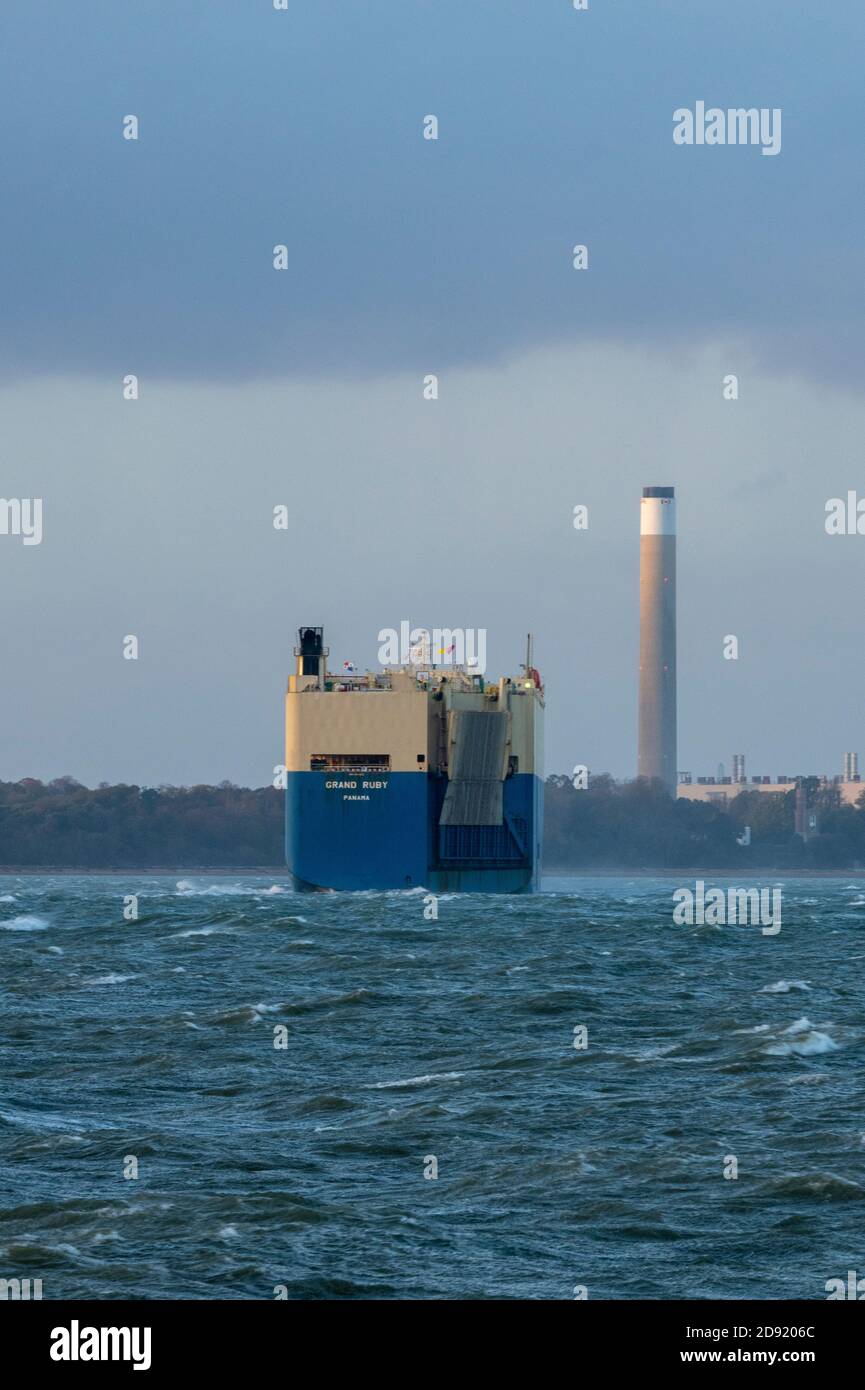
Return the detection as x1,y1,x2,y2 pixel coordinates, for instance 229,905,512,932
325,779,389,791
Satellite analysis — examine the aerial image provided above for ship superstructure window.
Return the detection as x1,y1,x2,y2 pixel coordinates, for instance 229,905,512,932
310,754,391,772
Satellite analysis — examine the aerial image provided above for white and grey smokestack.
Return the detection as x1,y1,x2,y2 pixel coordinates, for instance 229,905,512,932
638,486,677,791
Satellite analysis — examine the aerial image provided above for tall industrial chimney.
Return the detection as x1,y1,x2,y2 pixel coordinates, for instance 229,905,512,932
639,486,677,791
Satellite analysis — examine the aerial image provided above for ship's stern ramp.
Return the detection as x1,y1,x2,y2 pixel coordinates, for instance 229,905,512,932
437,708,528,863
440,709,508,824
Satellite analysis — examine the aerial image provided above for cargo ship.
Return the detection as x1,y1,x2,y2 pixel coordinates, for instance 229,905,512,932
285,627,544,892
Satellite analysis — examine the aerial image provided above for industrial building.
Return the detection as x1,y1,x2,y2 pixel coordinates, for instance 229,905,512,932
677,753,864,809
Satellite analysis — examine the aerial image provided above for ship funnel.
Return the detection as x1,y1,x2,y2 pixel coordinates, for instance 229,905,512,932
295,626,327,686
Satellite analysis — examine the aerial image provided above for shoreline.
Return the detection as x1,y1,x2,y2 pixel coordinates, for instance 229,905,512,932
544,866,865,877
0,865,864,878
0,866,288,875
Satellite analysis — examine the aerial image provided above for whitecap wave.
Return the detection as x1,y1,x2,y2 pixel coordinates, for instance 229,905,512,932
633,1043,681,1062
176,880,290,898
364,1071,463,1089
172,926,236,938
762,1016,839,1057
759,980,811,994
1,914,48,931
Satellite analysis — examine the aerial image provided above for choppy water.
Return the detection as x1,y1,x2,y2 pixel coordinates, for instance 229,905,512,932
1,874,863,1300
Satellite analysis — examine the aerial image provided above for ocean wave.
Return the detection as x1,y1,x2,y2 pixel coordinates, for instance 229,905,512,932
761,1016,839,1057
82,973,137,986
631,1043,681,1062
0,1105,100,1134
759,980,811,994
210,1003,281,1025
760,1172,865,1201
283,988,372,1014
175,880,288,898
1,914,48,931
363,1072,464,1089
172,926,237,938
298,1094,355,1115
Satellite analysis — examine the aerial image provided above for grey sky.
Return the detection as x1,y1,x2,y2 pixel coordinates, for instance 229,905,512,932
4,1,864,382
1,1,863,785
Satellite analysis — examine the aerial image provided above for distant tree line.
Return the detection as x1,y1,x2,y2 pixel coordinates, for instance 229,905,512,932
544,774,865,869
0,778,284,867
0,773,863,869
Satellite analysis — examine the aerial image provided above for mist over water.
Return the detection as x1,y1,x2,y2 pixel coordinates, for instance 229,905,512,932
1,874,862,1300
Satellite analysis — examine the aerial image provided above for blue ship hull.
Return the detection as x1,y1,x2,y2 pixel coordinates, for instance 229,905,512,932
286,771,543,893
